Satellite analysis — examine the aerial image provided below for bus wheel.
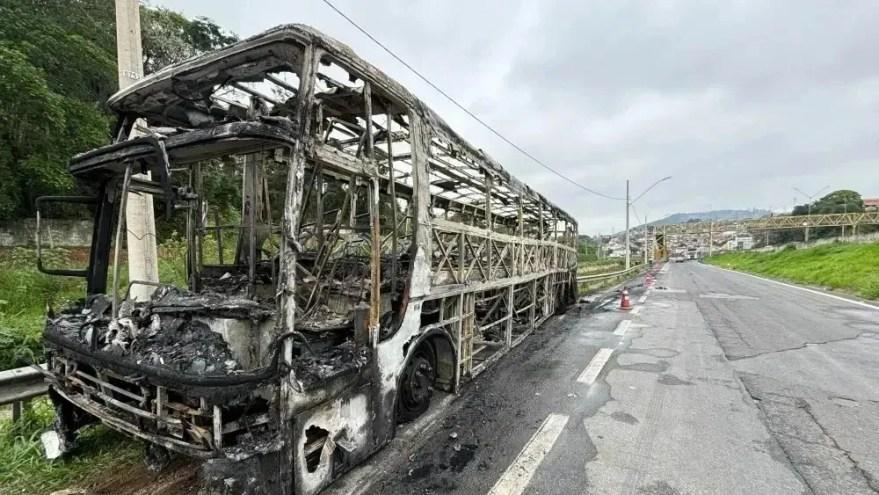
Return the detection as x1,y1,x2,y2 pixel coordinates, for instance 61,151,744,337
397,342,437,423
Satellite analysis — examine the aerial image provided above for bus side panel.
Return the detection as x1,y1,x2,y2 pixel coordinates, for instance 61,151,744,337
291,389,373,495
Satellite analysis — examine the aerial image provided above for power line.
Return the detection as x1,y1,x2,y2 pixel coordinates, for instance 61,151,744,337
630,203,644,226
320,0,625,201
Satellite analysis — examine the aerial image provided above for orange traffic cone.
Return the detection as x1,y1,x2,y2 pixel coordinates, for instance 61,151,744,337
620,289,632,310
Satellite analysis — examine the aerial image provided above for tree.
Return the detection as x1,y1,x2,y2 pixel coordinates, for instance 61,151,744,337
782,190,869,242
0,0,236,221
141,7,237,74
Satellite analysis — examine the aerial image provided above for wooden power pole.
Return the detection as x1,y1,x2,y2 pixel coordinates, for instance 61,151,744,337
116,0,159,300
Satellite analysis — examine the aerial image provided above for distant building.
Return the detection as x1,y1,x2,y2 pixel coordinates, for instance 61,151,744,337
864,198,879,212
725,233,754,251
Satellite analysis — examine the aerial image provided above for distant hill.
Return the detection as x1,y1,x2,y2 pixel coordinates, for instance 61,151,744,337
649,209,770,226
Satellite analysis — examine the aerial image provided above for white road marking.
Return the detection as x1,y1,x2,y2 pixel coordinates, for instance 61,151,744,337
699,292,758,301
631,306,643,315
638,295,647,304
577,348,615,384
654,288,687,293
487,413,569,495
613,319,632,336
710,265,879,311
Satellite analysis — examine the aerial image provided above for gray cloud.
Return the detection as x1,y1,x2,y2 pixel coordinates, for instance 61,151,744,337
161,0,879,233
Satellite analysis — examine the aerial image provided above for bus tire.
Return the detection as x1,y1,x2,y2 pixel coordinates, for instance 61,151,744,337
396,341,437,423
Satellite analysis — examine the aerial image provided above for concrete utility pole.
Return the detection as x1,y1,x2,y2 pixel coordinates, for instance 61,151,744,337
708,220,714,257
662,225,667,260
625,180,630,270
626,176,672,269
116,0,159,301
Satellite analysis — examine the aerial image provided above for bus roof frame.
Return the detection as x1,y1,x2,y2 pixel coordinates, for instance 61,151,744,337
107,24,576,228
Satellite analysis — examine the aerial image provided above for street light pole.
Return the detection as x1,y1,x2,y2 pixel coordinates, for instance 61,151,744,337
793,186,830,244
625,180,630,269
806,202,812,243
625,176,672,269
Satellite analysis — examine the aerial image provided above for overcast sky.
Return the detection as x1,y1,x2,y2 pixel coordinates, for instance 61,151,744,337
158,0,879,235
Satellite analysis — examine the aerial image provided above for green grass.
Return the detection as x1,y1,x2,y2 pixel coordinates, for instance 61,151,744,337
705,242,879,300
0,237,189,371
0,248,86,370
0,239,188,493
0,399,140,495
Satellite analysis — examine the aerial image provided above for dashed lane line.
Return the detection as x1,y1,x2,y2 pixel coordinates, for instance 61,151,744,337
487,413,570,495
614,319,632,336
631,306,643,315
577,348,615,385
638,295,647,304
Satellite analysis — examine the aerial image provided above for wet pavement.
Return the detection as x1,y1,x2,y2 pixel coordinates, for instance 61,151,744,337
368,262,879,495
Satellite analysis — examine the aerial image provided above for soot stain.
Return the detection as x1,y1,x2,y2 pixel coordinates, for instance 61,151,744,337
407,463,433,481
449,444,478,473
610,411,640,425
658,373,694,386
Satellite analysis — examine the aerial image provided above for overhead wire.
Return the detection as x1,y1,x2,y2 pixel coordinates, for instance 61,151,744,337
630,203,645,227
319,0,625,201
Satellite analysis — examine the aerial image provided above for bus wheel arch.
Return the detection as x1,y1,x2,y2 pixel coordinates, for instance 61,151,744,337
395,330,456,423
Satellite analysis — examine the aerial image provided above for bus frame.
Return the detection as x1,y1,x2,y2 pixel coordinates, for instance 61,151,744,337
38,24,578,494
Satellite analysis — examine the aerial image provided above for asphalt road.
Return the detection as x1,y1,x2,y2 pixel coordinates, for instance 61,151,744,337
366,261,879,495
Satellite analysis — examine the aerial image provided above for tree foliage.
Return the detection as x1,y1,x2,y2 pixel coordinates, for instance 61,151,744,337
792,189,863,216
0,0,236,221
773,189,872,243
142,7,237,74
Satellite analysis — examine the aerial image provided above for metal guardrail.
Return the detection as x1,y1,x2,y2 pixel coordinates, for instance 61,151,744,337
0,364,48,422
577,265,641,283
576,265,644,294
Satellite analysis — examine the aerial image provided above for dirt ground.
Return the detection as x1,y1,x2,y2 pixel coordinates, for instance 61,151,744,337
68,459,198,495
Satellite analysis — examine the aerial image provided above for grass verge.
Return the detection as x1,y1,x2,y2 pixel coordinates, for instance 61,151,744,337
0,400,139,495
0,239,188,493
705,242,879,300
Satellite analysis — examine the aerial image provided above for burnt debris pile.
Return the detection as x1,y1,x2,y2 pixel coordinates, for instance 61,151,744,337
128,317,236,375
291,340,370,385
46,286,276,376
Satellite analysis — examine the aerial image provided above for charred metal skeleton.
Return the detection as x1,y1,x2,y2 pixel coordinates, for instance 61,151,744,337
36,24,578,494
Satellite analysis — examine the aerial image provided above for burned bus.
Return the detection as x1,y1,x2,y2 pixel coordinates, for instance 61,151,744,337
37,24,578,494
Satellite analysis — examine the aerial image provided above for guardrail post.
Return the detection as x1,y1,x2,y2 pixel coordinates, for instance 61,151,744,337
0,365,49,422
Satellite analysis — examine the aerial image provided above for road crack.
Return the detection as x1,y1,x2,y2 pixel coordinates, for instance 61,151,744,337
729,332,877,361
737,384,817,495
798,401,879,493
